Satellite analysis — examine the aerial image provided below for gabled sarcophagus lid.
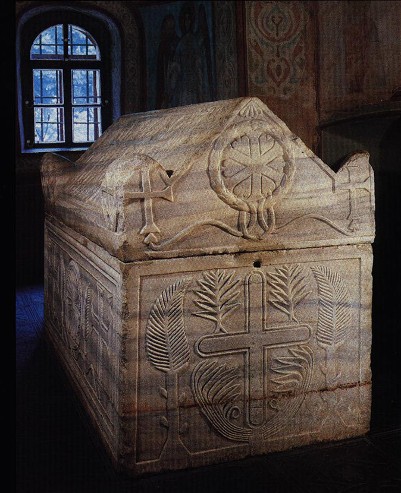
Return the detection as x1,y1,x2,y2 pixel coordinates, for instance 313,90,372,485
41,97,375,260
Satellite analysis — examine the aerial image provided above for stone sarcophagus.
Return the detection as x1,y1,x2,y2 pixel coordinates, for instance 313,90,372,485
41,97,375,476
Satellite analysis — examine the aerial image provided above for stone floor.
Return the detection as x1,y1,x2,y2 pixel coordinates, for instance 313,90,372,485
16,284,401,493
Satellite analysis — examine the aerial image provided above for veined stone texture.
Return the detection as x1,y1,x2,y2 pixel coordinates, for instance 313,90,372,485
42,97,375,476
41,97,375,261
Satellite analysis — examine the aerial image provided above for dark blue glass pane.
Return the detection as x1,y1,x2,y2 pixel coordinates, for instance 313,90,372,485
33,70,63,104
68,24,100,59
72,70,101,104
72,106,102,142
34,107,65,143
30,25,63,59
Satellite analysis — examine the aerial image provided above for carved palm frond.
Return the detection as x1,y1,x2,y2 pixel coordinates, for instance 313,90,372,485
191,360,251,442
193,270,240,332
311,266,351,349
145,279,190,373
262,345,313,440
267,265,310,321
271,346,313,394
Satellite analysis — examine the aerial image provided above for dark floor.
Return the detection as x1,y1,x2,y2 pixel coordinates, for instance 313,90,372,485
16,284,401,493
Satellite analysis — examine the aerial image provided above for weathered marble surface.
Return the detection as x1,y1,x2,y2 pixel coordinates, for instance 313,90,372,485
41,97,374,261
41,97,375,476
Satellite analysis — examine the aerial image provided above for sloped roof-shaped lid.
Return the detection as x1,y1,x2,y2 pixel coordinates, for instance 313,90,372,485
41,97,375,261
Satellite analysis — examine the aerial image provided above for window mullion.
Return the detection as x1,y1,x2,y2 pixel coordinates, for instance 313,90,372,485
94,70,100,140
23,62,35,148
64,66,72,144
63,23,72,144
58,72,64,141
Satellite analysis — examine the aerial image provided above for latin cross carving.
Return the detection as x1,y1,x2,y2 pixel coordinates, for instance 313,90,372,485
196,271,310,427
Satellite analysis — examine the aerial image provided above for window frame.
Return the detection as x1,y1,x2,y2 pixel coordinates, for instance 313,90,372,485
17,8,120,153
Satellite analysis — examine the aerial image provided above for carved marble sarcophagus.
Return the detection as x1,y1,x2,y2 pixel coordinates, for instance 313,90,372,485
41,97,375,476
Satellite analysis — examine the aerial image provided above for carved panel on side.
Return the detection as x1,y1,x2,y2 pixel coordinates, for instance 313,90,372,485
127,244,372,475
44,221,122,458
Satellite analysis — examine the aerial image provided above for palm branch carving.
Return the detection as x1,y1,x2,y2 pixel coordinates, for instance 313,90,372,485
262,345,313,440
145,279,190,373
145,279,191,462
191,360,251,442
271,346,313,394
193,270,240,333
267,265,310,322
311,266,350,350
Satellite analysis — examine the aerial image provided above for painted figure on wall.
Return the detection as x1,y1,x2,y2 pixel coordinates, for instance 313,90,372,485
344,1,382,94
156,14,179,109
156,2,213,109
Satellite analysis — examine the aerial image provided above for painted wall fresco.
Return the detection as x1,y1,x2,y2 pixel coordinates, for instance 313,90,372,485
245,1,318,151
137,1,216,111
246,1,306,99
213,1,239,101
318,1,401,120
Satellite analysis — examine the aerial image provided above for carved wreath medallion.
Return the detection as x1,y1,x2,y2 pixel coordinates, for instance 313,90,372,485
209,120,295,239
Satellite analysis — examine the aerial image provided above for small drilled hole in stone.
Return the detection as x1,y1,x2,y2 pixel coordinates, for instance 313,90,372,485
253,260,261,268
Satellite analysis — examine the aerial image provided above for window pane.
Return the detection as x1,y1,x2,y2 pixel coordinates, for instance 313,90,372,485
34,107,65,143
68,25,100,60
72,70,101,105
30,25,64,60
72,106,102,142
33,70,63,104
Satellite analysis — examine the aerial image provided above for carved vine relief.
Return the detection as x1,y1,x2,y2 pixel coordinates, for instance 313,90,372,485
144,263,355,456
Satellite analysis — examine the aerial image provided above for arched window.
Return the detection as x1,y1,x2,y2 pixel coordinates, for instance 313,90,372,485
17,7,121,153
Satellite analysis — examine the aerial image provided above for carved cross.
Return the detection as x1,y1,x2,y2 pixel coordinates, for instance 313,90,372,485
125,159,174,244
196,271,310,427
225,134,282,203
336,162,371,232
